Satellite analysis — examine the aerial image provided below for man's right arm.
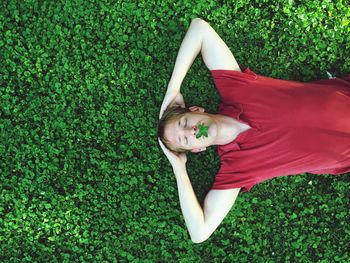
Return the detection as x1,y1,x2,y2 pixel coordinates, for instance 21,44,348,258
172,164,240,243
159,18,241,118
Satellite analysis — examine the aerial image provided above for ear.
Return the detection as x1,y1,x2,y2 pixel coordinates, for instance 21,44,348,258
189,106,205,113
190,147,206,153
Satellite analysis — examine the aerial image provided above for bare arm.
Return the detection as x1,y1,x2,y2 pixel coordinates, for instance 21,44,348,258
159,18,240,118
168,18,241,90
159,140,240,243
174,166,240,243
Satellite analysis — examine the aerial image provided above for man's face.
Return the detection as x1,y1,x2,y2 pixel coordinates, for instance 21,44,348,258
163,110,218,153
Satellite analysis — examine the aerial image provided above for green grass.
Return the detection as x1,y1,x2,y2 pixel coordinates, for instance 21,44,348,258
0,0,349,261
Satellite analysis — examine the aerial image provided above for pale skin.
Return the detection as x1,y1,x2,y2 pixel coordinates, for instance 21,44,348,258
158,18,251,243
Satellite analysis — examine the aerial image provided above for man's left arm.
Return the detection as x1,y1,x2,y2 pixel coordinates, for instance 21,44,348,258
159,140,240,243
172,163,240,243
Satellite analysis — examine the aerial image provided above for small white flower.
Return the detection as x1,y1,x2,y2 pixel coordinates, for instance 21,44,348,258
308,181,313,185
326,71,336,79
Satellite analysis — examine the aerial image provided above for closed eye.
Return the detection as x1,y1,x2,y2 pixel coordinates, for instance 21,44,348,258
184,118,188,144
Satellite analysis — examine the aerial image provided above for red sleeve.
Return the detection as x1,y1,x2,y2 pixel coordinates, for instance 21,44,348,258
210,68,259,105
211,68,258,82
210,172,257,192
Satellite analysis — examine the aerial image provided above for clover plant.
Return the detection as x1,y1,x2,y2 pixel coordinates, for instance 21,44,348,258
196,123,209,139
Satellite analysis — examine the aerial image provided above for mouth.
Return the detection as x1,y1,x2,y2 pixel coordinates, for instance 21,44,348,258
196,122,209,139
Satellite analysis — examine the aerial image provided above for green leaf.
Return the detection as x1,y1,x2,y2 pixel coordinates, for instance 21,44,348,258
196,123,208,139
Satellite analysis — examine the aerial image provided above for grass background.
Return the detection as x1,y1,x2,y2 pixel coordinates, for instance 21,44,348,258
1,0,349,261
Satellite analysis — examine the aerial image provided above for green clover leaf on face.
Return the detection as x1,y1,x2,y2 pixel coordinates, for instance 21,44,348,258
196,123,209,139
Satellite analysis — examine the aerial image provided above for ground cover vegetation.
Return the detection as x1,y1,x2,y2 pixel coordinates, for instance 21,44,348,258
0,0,349,261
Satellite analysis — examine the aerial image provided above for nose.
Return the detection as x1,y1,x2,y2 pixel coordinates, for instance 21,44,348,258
184,125,197,136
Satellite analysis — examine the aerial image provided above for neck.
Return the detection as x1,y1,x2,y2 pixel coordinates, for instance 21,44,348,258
213,114,251,145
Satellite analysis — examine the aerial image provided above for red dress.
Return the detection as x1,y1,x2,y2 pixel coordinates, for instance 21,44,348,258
210,68,350,192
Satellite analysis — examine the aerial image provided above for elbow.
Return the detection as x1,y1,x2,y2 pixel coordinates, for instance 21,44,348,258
190,229,210,244
191,17,204,24
191,237,207,244
188,18,210,41
190,18,209,29
191,235,209,244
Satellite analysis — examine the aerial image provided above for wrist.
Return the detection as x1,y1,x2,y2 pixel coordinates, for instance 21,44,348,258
167,82,180,93
173,163,187,175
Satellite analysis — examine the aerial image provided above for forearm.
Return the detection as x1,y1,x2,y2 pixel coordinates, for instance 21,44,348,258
173,165,205,243
167,18,204,92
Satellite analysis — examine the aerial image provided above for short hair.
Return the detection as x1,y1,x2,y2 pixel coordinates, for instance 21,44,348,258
157,107,190,153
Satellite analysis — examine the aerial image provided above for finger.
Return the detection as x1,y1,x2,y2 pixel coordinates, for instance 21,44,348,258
159,105,167,118
158,138,169,153
158,138,165,149
158,138,178,158
159,105,165,118
159,103,169,118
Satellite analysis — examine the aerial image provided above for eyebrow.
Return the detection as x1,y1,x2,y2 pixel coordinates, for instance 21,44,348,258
177,118,187,146
178,119,181,144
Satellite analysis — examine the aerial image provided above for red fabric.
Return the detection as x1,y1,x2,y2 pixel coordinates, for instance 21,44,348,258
210,68,350,192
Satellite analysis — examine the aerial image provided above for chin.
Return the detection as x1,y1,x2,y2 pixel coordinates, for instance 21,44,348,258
208,123,217,137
